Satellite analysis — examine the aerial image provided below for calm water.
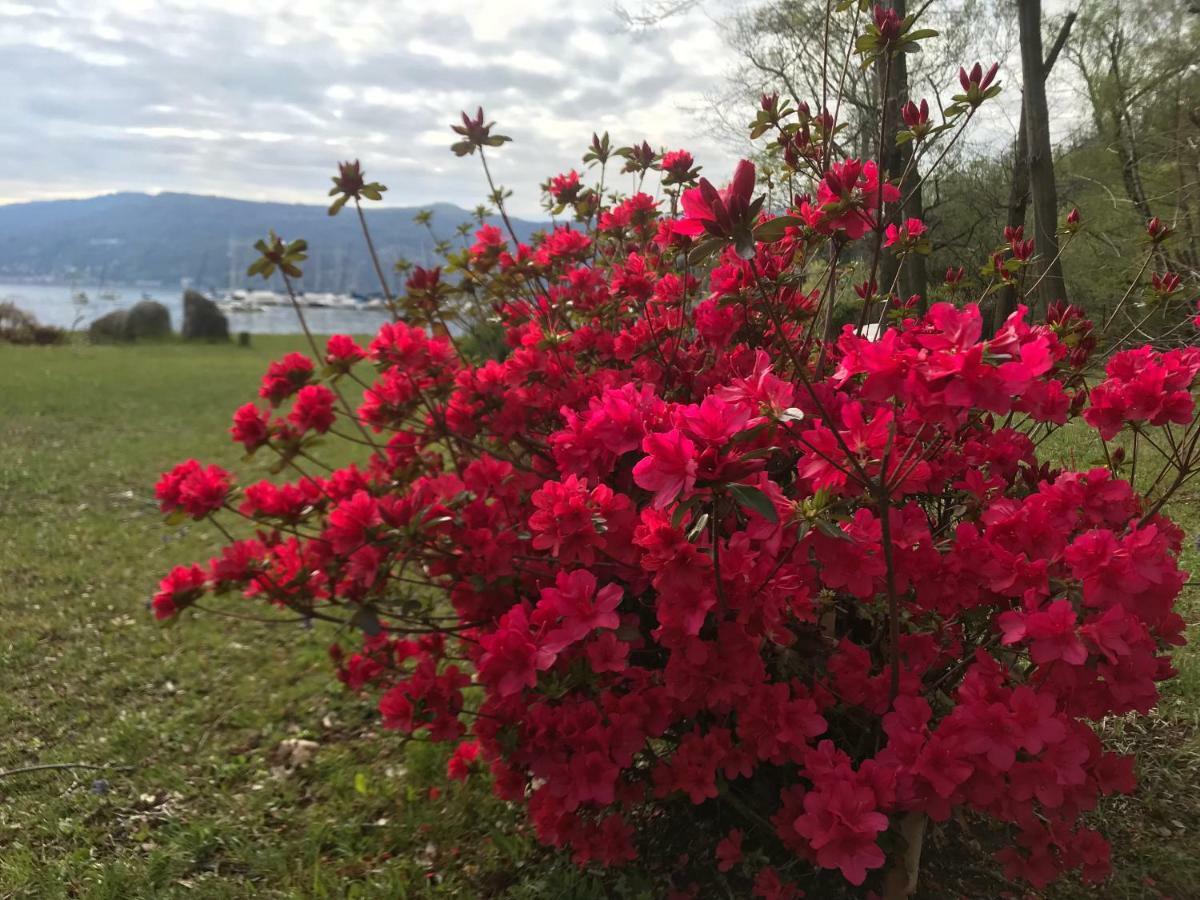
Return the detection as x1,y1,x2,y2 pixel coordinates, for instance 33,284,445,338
0,283,393,336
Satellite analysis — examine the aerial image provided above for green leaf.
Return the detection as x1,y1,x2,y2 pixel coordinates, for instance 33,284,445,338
731,421,770,443
490,829,521,859
351,606,382,636
729,484,778,523
753,215,805,243
732,226,757,261
327,195,349,217
906,28,938,40
354,772,369,796
687,238,724,265
671,494,703,529
815,518,850,541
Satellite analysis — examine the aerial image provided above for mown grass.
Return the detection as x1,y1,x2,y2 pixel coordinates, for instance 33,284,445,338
0,337,1196,898
0,337,557,899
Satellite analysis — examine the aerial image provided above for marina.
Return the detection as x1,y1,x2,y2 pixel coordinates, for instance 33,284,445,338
0,282,394,335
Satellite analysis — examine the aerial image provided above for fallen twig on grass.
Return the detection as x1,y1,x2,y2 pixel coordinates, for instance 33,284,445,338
0,762,135,779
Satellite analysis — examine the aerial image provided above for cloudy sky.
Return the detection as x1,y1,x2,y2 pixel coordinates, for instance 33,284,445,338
0,0,755,216
0,0,1084,217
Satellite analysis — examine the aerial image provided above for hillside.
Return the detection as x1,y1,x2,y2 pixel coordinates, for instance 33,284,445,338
0,193,544,292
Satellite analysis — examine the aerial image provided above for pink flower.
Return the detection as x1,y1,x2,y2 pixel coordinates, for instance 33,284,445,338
289,384,336,434
671,159,758,246
152,564,207,619
715,828,743,872
259,352,314,405
633,428,698,508
231,403,271,452
884,216,927,247
325,334,365,370
794,776,888,885
537,569,623,653
155,460,232,519
447,740,480,781
812,159,901,239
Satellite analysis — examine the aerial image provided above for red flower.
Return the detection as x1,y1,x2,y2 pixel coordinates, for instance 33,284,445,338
447,740,480,781
477,606,554,698
813,159,901,239
231,403,271,453
671,159,759,247
752,867,802,900
325,334,366,371
536,569,623,654
152,564,207,619
548,170,583,203
156,460,232,519
633,428,698,509
901,98,931,138
289,384,336,434
715,828,743,872
884,216,927,248
794,773,887,885
957,61,1001,106
259,352,314,405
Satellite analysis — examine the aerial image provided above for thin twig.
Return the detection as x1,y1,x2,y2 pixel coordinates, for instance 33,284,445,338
0,763,135,779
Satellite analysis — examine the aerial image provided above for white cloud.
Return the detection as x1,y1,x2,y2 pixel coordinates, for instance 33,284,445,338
0,0,745,215
0,0,1082,218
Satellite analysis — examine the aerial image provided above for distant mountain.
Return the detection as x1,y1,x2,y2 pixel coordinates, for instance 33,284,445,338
0,192,545,292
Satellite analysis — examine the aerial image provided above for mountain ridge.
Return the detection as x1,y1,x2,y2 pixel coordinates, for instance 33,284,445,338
0,192,545,292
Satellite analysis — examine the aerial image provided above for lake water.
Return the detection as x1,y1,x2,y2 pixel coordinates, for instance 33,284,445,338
0,283,394,336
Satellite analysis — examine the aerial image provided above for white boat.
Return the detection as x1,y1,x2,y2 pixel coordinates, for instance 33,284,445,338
72,291,89,305
245,290,287,307
218,299,266,314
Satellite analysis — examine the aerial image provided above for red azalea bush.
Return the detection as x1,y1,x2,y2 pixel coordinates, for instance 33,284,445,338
151,16,1199,898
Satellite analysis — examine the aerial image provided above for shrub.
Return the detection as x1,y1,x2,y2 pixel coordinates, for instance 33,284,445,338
0,301,66,345
151,18,1199,898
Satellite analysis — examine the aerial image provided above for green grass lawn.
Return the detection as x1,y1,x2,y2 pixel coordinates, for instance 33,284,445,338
0,337,1196,898
0,337,565,900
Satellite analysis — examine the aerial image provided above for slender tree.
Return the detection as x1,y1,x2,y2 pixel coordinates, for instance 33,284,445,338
878,0,929,309
997,10,1075,322
1017,0,1068,313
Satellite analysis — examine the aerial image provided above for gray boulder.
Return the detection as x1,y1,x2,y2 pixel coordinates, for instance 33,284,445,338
181,290,229,341
88,309,131,342
125,300,172,339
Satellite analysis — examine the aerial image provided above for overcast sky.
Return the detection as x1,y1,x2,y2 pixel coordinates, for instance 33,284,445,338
0,0,753,216
0,0,1084,217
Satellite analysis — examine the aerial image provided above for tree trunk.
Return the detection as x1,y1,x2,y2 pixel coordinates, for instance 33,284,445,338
997,11,1075,325
1106,25,1171,272
877,0,928,312
1017,0,1068,314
